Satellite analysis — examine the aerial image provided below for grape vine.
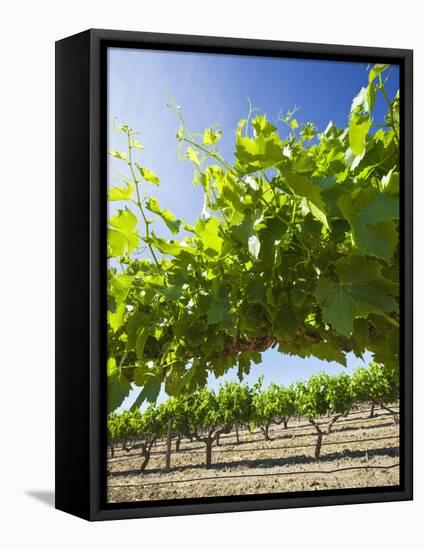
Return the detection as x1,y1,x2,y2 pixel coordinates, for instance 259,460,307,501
107,64,399,412
108,363,399,469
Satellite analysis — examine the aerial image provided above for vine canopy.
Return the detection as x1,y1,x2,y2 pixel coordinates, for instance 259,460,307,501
107,64,399,412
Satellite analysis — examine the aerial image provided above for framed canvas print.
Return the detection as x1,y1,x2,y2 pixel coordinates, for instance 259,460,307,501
55,29,413,521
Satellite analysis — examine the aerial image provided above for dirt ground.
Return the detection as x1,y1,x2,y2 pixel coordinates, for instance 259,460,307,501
107,406,400,503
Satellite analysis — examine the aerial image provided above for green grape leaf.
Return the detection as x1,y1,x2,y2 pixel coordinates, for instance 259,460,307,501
126,312,152,351
284,173,328,228
235,133,285,172
108,182,134,201
301,122,317,141
186,147,201,166
195,217,223,256
349,112,372,156
176,127,184,141
311,342,347,366
153,284,183,301
203,127,222,145
131,376,162,410
207,294,231,325
108,273,134,307
107,357,118,377
108,209,139,257
107,295,117,313
135,328,149,359
292,155,316,174
272,303,299,339
107,357,131,413
368,64,389,83
251,114,277,137
108,303,125,332
315,255,398,336
338,189,399,260
182,360,208,391
381,168,399,194
109,150,126,160
351,84,376,114
230,212,255,246
148,234,190,257
246,279,266,303
135,164,160,185
130,138,144,150
145,197,182,234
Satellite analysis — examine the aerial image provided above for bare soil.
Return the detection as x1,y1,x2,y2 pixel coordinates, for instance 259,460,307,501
107,406,400,503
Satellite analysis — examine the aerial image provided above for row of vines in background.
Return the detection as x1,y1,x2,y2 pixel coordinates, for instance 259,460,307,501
107,362,399,470
107,64,400,412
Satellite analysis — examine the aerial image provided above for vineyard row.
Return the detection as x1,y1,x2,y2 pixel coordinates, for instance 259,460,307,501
108,362,399,470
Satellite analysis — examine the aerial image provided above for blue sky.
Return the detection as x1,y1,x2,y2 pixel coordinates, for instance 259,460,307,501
107,48,399,408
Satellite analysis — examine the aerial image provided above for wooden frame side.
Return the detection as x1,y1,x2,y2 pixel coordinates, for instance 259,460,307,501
55,30,92,520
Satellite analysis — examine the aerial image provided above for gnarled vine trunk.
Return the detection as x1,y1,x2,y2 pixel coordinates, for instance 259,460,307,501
327,414,342,434
261,423,271,441
165,417,173,470
140,438,156,472
205,438,213,469
310,419,323,460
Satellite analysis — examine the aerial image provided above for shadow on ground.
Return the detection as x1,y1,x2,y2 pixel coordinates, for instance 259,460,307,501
109,445,399,478
26,490,55,507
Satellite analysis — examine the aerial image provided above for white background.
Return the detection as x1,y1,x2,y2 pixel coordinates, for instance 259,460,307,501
0,1,420,547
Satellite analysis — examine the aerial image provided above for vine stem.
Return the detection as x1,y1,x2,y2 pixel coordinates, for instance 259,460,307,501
182,136,233,174
126,131,162,270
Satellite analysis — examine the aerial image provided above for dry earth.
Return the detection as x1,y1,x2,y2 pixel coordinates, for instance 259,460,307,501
107,406,400,503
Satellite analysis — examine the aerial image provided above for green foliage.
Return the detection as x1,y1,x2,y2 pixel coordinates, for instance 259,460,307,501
108,364,398,467
107,67,399,411
295,372,355,420
351,361,399,405
108,182,134,201
218,381,253,426
145,196,182,234
251,380,297,437
251,380,281,433
325,373,355,416
107,208,139,258
136,165,160,185
107,404,168,445
338,190,399,260
295,375,331,420
315,256,398,336
107,357,131,413
107,409,142,442
189,388,227,434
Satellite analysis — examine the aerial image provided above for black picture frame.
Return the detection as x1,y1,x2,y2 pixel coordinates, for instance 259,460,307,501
55,28,413,521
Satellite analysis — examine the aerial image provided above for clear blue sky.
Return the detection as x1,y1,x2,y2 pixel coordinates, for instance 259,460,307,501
107,47,399,409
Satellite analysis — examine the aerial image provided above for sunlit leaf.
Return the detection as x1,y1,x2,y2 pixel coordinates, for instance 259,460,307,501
135,164,160,185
